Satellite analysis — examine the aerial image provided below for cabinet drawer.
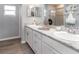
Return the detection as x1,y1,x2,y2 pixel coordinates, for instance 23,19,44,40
42,35,78,54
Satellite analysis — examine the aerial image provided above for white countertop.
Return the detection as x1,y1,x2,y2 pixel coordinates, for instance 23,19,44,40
25,24,79,50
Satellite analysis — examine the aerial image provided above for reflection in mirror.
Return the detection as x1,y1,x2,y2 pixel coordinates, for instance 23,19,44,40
44,4,64,26
28,5,42,17
65,11,76,26
64,4,79,27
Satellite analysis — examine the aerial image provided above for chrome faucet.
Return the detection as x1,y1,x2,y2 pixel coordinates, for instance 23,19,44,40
66,27,79,34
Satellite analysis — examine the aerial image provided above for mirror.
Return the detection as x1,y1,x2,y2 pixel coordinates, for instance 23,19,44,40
28,6,42,17
44,4,64,26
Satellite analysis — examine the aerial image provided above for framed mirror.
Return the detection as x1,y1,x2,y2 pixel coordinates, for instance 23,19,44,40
27,7,42,17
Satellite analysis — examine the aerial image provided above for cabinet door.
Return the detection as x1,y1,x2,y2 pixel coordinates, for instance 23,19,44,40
32,32,37,53
24,27,28,42
33,31,42,54
27,27,33,48
35,37,42,54
42,35,78,54
42,42,55,54
42,35,60,54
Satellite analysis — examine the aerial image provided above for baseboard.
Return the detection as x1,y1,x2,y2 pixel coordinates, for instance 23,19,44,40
0,36,20,41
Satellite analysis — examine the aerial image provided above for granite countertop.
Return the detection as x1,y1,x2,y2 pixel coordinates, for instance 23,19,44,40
24,24,79,52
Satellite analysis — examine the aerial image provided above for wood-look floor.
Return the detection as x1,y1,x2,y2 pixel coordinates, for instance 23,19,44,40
0,38,34,54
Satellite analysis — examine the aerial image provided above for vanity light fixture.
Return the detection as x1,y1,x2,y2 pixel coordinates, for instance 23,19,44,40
66,4,76,25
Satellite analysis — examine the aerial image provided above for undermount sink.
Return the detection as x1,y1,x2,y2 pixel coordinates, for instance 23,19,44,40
53,31,79,41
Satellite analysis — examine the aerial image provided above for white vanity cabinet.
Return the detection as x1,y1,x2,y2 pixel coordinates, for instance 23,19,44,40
33,31,42,54
24,26,79,54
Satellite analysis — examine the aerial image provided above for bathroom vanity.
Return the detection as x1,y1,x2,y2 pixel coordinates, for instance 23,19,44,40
24,25,79,54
